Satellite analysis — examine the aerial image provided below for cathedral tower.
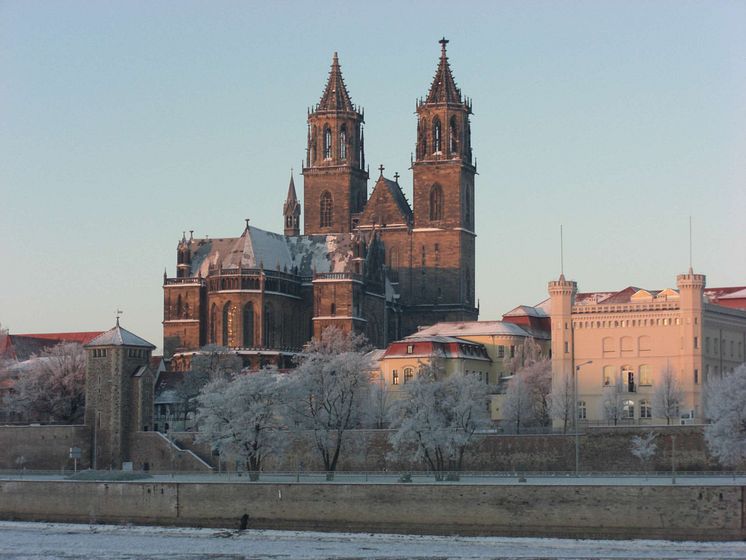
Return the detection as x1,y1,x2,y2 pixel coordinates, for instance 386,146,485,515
303,53,368,234
407,39,477,329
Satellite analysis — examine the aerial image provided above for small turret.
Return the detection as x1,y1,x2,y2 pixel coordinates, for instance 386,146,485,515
176,232,192,278
283,171,301,236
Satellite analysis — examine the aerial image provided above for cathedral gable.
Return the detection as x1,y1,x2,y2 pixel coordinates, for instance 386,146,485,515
358,176,412,229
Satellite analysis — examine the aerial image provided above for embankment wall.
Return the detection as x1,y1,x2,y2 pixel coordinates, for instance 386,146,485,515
0,479,742,540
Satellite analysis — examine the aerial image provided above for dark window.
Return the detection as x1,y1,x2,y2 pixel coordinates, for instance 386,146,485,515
449,115,458,154
339,125,347,160
323,126,332,159
242,303,254,348
222,301,232,347
429,184,443,221
433,117,441,153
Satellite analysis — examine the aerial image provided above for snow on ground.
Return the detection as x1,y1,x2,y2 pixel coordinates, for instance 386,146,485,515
2,472,746,486
1,521,745,560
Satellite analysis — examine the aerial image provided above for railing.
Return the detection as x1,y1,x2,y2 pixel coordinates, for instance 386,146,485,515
573,302,680,314
164,277,205,286
313,272,364,282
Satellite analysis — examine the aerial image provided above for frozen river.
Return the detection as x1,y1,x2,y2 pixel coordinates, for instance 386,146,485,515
1,521,745,559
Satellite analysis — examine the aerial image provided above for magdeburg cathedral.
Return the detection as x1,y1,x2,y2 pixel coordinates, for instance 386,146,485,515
163,40,478,370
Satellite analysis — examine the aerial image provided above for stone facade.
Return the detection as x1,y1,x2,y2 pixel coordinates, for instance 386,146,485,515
548,270,746,425
163,40,478,369
84,321,156,469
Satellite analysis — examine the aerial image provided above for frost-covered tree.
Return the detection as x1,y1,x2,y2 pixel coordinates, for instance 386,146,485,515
3,342,86,423
286,327,371,476
191,345,243,381
367,376,392,429
704,364,746,467
502,338,544,375
653,364,683,425
196,369,286,479
630,432,657,470
172,369,210,425
502,372,534,433
388,361,490,477
522,359,552,427
550,371,574,433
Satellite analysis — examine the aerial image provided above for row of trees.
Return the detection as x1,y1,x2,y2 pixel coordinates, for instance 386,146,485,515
502,354,688,434
194,328,491,479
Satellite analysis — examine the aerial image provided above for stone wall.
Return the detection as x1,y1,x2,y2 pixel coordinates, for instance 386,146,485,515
0,425,90,470
128,432,212,472
0,479,742,540
0,424,719,473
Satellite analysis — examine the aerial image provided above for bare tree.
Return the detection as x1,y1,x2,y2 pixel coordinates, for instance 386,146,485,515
172,369,210,425
196,369,287,480
367,375,392,429
550,371,574,433
388,361,490,478
630,432,657,471
653,364,683,425
3,342,86,423
601,382,625,426
704,364,746,467
286,327,371,477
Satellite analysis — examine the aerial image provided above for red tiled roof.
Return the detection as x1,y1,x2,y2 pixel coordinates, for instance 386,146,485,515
14,332,103,344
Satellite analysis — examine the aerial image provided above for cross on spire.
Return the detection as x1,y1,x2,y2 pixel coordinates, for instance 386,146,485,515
394,172,400,182
378,164,385,176
439,37,449,52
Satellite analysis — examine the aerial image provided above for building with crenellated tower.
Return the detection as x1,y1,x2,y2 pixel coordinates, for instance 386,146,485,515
163,40,479,370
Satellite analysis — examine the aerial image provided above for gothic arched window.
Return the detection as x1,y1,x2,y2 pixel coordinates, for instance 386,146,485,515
176,294,183,318
222,301,232,347
242,303,254,348
323,125,332,159
449,115,458,154
418,118,427,158
429,184,443,221
209,303,217,344
339,125,347,160
320,191,333,228
432,117,442,154
263,303,274,347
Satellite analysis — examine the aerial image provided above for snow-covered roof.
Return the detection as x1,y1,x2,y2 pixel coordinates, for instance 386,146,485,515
503,305,548,318
188,225,355,277
85,322,156,349
408,321,532,338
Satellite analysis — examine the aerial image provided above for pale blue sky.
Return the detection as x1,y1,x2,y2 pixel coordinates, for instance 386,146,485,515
1,1,745,350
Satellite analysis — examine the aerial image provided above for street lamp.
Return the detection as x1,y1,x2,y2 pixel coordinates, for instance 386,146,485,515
575,360,592,476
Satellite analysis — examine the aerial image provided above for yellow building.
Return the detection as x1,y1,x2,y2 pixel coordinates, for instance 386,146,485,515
548,269,746,425
372,321,550,420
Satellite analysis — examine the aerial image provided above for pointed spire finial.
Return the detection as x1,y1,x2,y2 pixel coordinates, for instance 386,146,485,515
115,308,123,327
394,172,400,183
245,218,250,231
316,52,355,112
439,37,449,53
424,38,461,104
378,164,384,177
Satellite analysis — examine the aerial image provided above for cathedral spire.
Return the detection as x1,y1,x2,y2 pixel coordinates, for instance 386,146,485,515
317,52,355,112
425,37,461,104
283,170,301,236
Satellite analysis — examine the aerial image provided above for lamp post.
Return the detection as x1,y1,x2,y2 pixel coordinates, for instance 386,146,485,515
575,360,592,476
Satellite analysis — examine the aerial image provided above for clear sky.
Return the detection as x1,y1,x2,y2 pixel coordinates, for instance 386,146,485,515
1,1,744,351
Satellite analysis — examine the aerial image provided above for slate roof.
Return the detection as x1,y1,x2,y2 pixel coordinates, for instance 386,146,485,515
85,322,156,349
425,39,462,104
408,321,534,338
188,225,356,277
316,52,355,113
